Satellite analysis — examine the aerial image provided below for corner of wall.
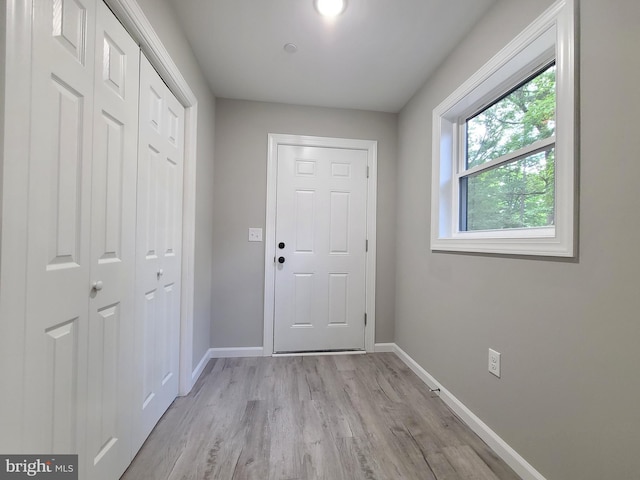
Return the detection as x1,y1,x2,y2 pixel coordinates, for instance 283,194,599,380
0,1,6,233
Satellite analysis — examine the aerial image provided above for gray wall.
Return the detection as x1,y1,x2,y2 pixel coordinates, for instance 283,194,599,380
212,99,397,348
0,1,5,241
135,0,216,367
395,0,640,479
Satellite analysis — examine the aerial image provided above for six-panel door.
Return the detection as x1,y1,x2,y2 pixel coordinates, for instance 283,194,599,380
274,145,368,353
24,1,97,466
133,54,184,453
86,3,140,479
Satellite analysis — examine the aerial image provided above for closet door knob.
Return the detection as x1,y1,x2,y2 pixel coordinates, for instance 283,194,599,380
278,256,285,264
92,281,104,292
157,269,164,278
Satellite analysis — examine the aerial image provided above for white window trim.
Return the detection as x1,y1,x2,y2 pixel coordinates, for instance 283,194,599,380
431,0,576,257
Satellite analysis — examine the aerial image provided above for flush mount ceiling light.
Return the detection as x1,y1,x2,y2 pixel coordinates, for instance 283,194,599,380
314,0,347,17
283,43,298,53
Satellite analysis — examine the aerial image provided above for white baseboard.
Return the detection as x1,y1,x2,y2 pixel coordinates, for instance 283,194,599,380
387,343,547,480
374,342,396,352
209,346,264,358
191,349,212,385
190,346,265,388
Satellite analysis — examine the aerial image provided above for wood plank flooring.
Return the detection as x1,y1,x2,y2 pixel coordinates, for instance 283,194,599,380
121,353,521,480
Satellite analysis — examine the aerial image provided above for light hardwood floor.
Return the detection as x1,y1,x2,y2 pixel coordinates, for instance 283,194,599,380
121,353,521,480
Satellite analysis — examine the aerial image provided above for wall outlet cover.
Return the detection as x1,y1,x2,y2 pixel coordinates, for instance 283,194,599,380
489,348,501,378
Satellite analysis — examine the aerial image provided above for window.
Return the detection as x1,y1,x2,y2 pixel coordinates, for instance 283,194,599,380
431,0,576,257
462,63,556,232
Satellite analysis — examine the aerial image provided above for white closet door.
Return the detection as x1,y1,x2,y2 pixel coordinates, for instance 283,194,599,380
23,0,98,459
133,53,184,452
86,2,140,479
23,1,139,479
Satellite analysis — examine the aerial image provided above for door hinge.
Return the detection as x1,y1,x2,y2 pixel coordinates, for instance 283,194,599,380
365,239,368,252
366,166,370,178
364,313,368,326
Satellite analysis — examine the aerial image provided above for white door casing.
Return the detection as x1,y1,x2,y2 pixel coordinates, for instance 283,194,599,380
133,53,184,452
264,135,378,355
273,145,368,352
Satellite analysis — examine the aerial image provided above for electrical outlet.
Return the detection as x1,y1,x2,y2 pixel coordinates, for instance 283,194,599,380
488,348,501,378
248,228,263,242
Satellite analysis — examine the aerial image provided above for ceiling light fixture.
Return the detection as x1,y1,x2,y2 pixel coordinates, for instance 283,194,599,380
283,43,298,54
314,0,347,17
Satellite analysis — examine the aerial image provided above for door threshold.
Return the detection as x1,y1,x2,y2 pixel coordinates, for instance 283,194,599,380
272,350,366,357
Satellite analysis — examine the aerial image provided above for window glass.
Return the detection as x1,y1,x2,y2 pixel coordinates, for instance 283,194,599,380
466,64,556,170
462,147,555,231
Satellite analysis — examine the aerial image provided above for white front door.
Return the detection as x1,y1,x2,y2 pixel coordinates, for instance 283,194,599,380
273,145,368,353
133,53,185,452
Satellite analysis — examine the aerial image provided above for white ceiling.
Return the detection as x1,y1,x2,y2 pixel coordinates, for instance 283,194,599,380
169,0,497,113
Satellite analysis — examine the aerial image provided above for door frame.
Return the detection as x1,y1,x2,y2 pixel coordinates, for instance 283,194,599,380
0,0,199,402
263,134,377,355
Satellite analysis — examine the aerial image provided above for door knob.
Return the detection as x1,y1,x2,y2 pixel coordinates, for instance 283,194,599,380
92,281,103,291
278,256,285,264
278,242,285,249
157,269,164,278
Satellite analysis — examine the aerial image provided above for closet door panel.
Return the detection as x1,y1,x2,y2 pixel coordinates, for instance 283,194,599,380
157,84,184,409
21,1,139,478
87,2,140,479
23,0,97,456
134,61,165,448
133,54,184,453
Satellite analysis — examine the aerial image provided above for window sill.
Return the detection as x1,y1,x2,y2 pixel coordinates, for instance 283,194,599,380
431,233,574,257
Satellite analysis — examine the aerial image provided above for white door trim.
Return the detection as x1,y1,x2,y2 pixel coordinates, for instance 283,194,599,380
103,0,198,395
0,0,37,451
263,134,377,355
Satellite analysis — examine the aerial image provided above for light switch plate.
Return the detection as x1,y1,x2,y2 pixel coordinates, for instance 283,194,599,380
248,228,263,242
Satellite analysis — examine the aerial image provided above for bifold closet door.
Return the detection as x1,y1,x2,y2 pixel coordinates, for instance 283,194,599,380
86,2,140,480
23,0,97,462
23,1,140,479
133,53,185,452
